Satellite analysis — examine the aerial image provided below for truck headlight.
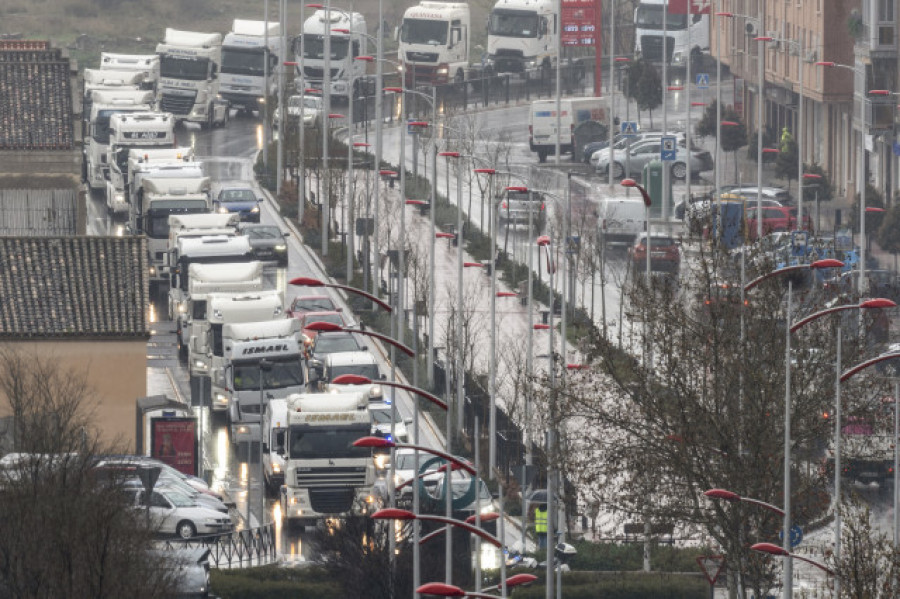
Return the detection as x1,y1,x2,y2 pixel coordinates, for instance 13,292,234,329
114,193,124,203
374,454,388,470
272,463,281,473
217,206,230,214
436,66,449,75
672,52,685,65
274,244,287,251
194,359,209,372
214,392,228,404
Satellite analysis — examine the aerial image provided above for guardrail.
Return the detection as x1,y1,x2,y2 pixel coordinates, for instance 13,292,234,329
161,523,277,569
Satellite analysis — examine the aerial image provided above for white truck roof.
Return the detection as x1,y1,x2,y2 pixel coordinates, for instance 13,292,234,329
90,89,155,107
326,350,378,367
406,2,470,17
304,10,366,35
188,262,264,292
84,68,145,87
225,317,301,340
287,391,369,413
163,28,223,48
169,213,240,231
206,290,284,322
176,235,252,259
142,176,210,195
230,19,282,37
100,53,159,73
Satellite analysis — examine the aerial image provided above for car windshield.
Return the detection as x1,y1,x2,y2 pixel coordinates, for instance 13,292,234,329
370,407,392,425
294,297,336,312
313,334,359,353
330,363,380,380
288,424,372,459
162,489,196,508
219,189,256,202
244,226,282,240
304,313,344,326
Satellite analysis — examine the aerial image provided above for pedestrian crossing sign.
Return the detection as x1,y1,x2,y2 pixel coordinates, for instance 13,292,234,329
696,73,710,89
620,121,639,137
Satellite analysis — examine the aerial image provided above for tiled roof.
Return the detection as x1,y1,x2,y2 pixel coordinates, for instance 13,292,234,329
0,43,74,150
0,237,150,339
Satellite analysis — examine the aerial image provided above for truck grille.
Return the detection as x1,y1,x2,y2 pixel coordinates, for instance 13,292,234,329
295,465,367,487
303,67,340,79
159,92,197,116
309,488,356,513
639,35,674,62
406,51,438,63
492,49,524,73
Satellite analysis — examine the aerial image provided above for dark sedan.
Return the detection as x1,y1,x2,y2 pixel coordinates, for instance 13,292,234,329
238,223,288,266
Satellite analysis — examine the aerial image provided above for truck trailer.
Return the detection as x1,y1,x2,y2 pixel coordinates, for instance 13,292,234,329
106,111,176,216
100,52,160,91
84,89,155,190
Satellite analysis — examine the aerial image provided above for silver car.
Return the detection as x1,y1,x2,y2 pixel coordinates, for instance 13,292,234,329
594,139,714,180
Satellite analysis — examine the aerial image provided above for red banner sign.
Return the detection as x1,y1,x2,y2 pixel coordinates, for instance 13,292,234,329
669,0,712,14
151,417,197,476
561,0,602,47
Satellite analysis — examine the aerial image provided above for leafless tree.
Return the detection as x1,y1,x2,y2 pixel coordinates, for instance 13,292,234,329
829,499,900,598
0,347,179,599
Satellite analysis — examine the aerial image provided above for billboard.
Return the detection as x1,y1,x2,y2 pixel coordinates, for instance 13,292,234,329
151,417,197,476
561,0,602,47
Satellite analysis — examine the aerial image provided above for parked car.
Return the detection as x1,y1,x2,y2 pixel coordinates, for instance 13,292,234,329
745,205,813,241
586,131,687,164
728,185,794,205
305,330,366,360
593,138,713,180
287,294,339,318
422,476,497,524
238,223,288,266
629,233,681,273
214,186,261,222
94,457,229,512
125,487,234,539
497,188,545,227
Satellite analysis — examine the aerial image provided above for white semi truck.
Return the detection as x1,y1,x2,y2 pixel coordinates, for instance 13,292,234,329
486,0,558,77
171,261,264,359
82,69,145,118
126,147,197,208
100,52,160,91
634,0,709,77
262,398,289,494
220,19,283,115
105,111,176,216
398,1,470,86
131,173,212,296
84,89,155,190
278,391,377,528
156,29,229,129
223,319,305,435
190,290,284,411
296,9,368,99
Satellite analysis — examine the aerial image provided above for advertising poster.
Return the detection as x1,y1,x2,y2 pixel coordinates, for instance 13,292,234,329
151,417,197,476
561,0,601,47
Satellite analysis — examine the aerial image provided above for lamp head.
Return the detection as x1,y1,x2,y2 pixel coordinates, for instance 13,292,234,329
372,507,416,520
289,276,324,287
703,488,741,502
304,321,343,332
353,436,395,448
332,374,372,385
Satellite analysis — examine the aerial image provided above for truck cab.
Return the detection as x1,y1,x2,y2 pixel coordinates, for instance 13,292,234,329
156,28,229,129
220,19,283,115
106,112,175,217
486,0,558,77
85,89,155,190
168,233,253,320
634,0,709,77
295,9,368,99
398,1,470,86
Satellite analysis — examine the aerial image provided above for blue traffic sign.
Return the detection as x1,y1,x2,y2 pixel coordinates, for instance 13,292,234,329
620,121,639,137
660,135,677,161
778,525,803,549
696,73,710,89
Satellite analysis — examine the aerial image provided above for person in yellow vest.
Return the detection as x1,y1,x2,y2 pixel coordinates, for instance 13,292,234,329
534,503,548,550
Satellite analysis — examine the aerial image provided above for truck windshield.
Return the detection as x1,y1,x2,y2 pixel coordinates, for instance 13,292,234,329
400,19,448,45
634,5,688,30
488,10,539,38
221,47,266,76
288,424,372,459
159,56,210,81
94,109,144,144
233,358,304,391
302,35,349,60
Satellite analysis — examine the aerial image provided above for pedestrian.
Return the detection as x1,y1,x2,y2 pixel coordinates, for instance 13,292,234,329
534,503,548,550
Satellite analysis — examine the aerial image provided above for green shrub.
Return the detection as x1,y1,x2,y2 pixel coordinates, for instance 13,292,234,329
210,565,342,599
512,571,707,599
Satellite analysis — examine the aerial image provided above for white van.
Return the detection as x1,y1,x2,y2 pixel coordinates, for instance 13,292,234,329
597,197,647,245
529,97,608,163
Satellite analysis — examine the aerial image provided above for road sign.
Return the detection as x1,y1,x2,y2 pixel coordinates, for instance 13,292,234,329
660,136,677,161
696,554,726,585
696,73,710,89
779,525,804,549
620,121,639,137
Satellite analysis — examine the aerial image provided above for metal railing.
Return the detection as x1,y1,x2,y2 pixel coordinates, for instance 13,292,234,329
161,523,278,569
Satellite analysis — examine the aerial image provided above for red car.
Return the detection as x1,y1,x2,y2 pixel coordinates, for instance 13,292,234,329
745,206,813,241
287,294,339,319
295,310,348,342
630,233,680,273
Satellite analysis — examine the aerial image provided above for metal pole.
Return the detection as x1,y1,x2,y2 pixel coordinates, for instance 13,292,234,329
834,327,842,599
445,405,453,585
474,415,482,591
347,75,354,283
258,358,271,527
428,87,436,389
858,68,866,296
276,0,284,197
685,3,692,228
373,0,383,298
796,44,804,227
298,4,306,224
523,189,534,557
263,0,270,178
456,158,464,437
783,280,793,599
553,0,562,166
894,379,899,550
489,169,497,476
608,4,615,189
398,89,407,349
545,241,555,599
714,8,722,241
413,395,421,599
661,0,668,223
322,0,332,257
756,31,765,241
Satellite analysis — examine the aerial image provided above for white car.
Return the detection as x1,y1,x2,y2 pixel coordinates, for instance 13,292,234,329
128,487,234,539
593,139,714,180
369,401,411,444
273,95,323,129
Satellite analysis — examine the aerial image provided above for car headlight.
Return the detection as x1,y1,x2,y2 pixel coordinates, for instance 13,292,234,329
272,463,281,473
178,303,187,314
204,518,219,525
217,206,230,214
214,393,228,403
275,244,287,251
480,503,495,515
194,360,209,372
672,52,685,65
251,205,260,213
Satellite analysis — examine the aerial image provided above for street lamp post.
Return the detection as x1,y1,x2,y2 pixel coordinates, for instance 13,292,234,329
744,259,845,599
790,297,896,599
416,573,537,598
257,358,272,526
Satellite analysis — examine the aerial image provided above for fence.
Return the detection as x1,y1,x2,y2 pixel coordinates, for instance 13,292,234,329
0,189,77,235
161,523,278,569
